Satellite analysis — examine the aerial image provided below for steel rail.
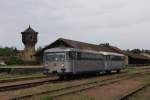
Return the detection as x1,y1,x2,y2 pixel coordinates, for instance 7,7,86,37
9,71,150,100
0,76,49,83
0,77,58,92
118,83,150,100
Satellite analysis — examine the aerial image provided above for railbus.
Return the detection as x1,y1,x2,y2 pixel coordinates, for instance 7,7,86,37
43,48,125,79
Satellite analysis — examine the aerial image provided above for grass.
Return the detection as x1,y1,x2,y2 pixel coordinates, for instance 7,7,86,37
129,78,150,100
126,66,150,73
43,94,94,100
56,74,150,100
0,72,45,80
0,66,148,83
128,86,150,100
0,72,129,99
54,92,96,100
0,66,149,100
0,65,43,68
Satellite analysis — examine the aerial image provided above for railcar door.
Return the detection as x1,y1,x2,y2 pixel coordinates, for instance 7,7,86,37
105,55,112,70
69,51,77,74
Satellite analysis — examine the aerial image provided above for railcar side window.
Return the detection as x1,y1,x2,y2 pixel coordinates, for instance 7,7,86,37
68,51,76,60
106,56,110,60
110,56,124,61
78,52,103,60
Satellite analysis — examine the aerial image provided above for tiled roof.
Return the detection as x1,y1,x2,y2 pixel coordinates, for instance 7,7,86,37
35,38,124,55
128,53,150,60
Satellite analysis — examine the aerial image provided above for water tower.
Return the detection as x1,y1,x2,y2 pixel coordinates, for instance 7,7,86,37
21,25,38,62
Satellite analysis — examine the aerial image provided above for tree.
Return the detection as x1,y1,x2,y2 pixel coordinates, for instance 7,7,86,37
0,47,17,56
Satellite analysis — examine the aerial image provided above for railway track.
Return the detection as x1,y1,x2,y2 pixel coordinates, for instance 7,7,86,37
0,71,125,93
0,72,123,93
0,66,147,93
118,83,150,100
0,76,58,92
9,70,150,100
0,71,129,92
0,76,49,83
0,67,144,83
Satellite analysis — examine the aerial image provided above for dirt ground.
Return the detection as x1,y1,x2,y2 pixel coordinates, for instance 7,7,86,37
55,76,150,100
129,86,150,100
0,67,149,100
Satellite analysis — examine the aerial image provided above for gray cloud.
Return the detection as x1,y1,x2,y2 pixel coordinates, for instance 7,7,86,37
0,0,150,50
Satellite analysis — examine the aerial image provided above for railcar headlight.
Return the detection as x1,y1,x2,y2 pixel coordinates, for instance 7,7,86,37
44,63,48,67
61,63,65,67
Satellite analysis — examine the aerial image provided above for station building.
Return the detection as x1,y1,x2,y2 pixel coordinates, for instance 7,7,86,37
35,38,150,66
127,53,150,66
35,38,127,64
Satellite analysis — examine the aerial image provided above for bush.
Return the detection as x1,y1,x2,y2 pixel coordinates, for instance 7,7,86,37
42,96,53,100
0,47,17,56
6,57,24,65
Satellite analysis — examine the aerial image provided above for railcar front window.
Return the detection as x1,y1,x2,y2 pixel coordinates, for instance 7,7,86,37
45,53,65,61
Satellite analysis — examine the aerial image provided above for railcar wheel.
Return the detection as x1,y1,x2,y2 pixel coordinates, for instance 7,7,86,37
59,75,64,80
66,75,72,80
116,69,120,73
105,70,111,74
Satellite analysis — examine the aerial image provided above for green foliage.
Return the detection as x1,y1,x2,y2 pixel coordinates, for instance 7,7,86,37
131,49,141,54
125,49,142,54
37,46,43,52
0,47,39,65
6,57,24,65
0,47,17,56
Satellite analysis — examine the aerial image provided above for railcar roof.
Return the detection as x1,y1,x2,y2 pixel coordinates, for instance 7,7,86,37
44,48,79,52
45,48,124,56
99,51,124,56
44,48,98,53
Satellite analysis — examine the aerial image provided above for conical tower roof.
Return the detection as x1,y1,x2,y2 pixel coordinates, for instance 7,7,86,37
23,25,37,33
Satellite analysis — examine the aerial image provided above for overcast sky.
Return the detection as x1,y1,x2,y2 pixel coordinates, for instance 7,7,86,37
0,0,150,50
